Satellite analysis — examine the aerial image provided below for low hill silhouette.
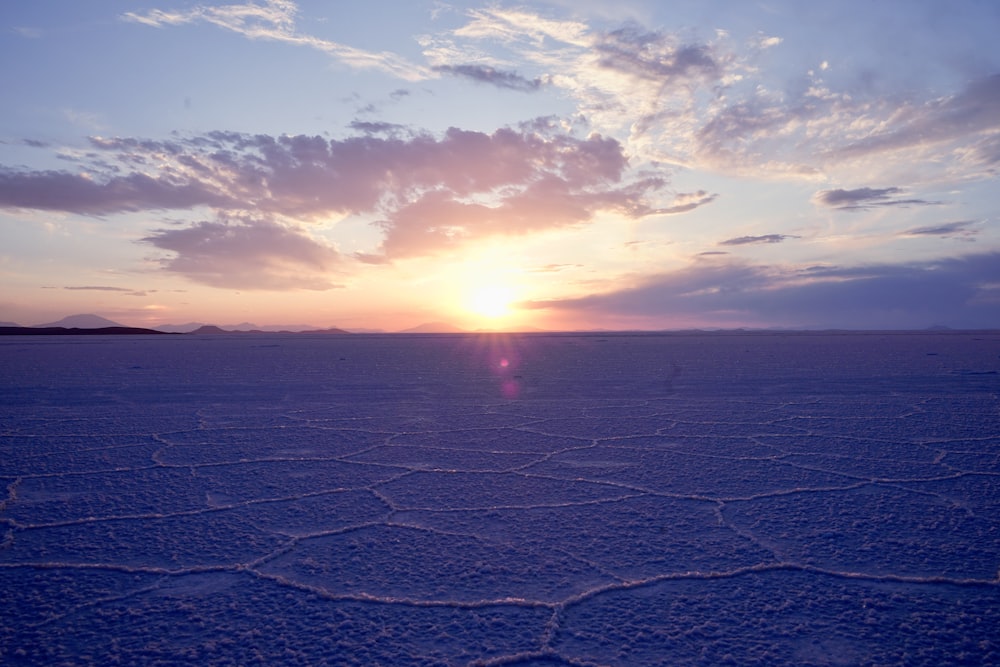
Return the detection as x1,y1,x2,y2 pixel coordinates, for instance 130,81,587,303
37,314,124,328
188,325,350,335
0,326,172,336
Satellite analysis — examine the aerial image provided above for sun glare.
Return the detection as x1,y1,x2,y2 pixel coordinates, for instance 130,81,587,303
468,285,513,319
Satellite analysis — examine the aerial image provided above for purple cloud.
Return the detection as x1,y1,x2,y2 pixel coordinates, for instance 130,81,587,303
837,73,1000,159
1,122,686,287
813,186,940,211
901,221,979,239
658,190,717,215
524,252,1000,330
142,217,342,290
434,64,544,92
348,120,408,134
0,168,231,215
2,125,671,262
965,133,1000,167
596,26,719,82
719,234,798,246
81,127,635,219
375,172,665,258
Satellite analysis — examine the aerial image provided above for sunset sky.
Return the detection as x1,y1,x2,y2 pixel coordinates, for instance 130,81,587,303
2,1,999,331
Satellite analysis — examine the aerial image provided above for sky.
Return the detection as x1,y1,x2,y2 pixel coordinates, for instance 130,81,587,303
2,0,999,331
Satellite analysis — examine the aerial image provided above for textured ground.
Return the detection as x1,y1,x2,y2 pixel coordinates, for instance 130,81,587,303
2,331,999,665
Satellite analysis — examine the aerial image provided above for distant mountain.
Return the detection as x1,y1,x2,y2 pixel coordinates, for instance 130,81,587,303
0,326,170,336
162,322,346,333
187,324,350,335
399,321,467,333
189,325,230,335
155,322,208,333
0,321,21,327
222,323,327,332
37,314,124,328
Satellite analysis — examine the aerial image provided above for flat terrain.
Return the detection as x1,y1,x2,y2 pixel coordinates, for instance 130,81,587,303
1,331,999,665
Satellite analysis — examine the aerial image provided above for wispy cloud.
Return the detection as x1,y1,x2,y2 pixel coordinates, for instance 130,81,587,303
12,26,43,39
122,0,429,81
348,120,409,135
835,74,1000,160
434,64,544,91
658,190,717,215
719,234,798,246
813,187,941,211
62,108,108,131
594,25,720,82
526,263,583,273
901,221,979,239
437,8,1000,188
63,285,148,297
124,3,1000,189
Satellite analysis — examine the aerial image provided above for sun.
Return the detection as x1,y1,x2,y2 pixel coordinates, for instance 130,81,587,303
467,285,513,319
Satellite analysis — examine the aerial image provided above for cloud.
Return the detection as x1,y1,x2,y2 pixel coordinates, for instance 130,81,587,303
142,217,342,290
689,67,1000,181
719,234,798,246
0,168,231,215
434,9,740,150
524,252,1000,329
2,126,670,261
13,26,43,39
348,120,408,134
813,187,941,211
835,74,1000,160
594,25,719,82
123,4,1000,188
454,8,589,47
122,0,429,81
526,263,583,273
63,285,149,297
375,170,665,258
439,9,1000,184
962,133,1000,168
658,190,717,215
434,64,544,91
901,221,979,239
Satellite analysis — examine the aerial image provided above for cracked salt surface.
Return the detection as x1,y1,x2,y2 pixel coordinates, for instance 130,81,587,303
1,331,999,665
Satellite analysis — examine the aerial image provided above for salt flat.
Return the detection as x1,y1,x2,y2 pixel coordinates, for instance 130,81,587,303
1,331,999,665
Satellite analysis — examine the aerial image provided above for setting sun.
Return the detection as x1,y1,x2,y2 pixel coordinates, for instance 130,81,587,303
467,285,513,319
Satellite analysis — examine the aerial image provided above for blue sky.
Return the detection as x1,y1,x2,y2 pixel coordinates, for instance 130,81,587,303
1,0,998,330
